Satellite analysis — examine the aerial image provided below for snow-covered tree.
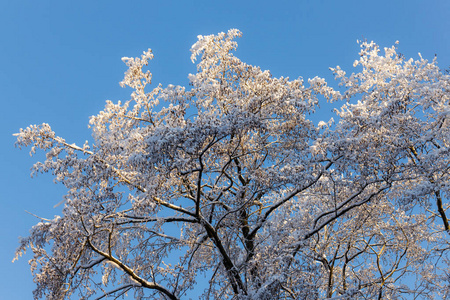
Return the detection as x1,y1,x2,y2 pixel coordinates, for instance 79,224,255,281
14,30,450,299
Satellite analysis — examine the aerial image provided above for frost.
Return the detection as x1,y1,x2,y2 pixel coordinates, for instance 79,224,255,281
14,30,450,300
318,121,327,128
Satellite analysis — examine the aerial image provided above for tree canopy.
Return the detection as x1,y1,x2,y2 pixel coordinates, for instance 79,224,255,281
14,29,450,299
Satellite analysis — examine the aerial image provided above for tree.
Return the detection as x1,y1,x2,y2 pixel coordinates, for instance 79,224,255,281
14,29,450,299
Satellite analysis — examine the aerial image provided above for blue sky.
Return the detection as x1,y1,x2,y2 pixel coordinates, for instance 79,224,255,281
1,1,449,298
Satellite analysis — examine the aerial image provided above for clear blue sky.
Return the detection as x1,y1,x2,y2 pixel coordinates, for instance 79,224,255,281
1,1,449,298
